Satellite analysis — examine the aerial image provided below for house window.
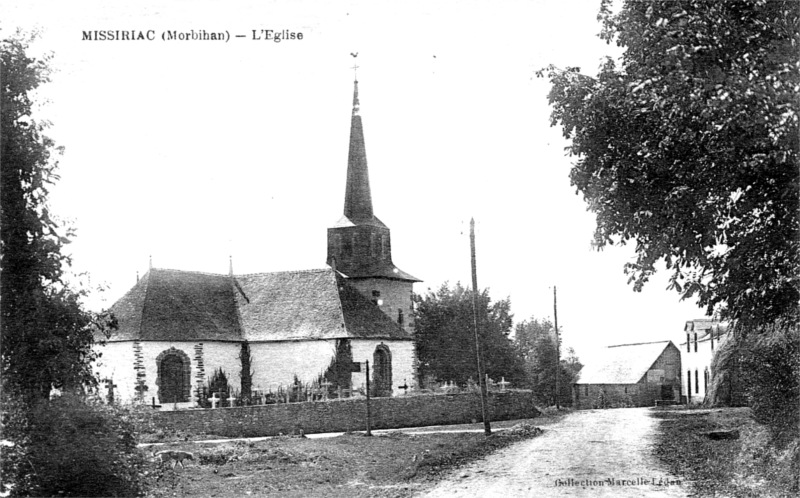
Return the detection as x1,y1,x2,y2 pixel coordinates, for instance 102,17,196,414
687,370,692,401
695,369,699,394
624,386,628,394
694,332,698,352
585,385,589,396
371,290,381,306
398,309,404,326
711,333,714,351
704,369,709,392
686,333,690,353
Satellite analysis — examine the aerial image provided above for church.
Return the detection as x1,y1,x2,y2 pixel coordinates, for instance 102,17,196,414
95,79,421,407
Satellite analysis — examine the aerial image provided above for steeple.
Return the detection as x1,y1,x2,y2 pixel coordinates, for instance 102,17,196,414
327,77,419,283
343,79,377,225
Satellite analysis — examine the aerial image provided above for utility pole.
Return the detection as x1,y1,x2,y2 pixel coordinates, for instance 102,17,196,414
365,359,372,436
554,285,560,410
470,218,491,435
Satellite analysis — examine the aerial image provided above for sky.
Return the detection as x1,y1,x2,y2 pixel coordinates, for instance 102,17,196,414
3,0,707,365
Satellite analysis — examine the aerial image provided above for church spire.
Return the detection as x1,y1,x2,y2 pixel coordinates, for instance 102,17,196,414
327,75,419,284
343,78,374,223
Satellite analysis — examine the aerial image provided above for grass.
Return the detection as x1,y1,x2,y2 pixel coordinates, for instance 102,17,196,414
651,406,798,498
143,416,555,497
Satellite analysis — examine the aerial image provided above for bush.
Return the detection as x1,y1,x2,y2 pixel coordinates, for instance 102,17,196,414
740,324,800,445
2,394,147,497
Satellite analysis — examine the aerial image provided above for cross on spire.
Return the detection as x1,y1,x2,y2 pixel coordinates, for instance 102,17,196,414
350,51,359,81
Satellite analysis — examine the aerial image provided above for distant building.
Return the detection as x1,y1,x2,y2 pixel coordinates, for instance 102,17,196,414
94,78,421,407
573,341,681,409
680,319,729,404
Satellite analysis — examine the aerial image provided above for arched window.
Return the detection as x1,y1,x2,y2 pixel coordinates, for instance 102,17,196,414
156,347,191,404
372,344,392,397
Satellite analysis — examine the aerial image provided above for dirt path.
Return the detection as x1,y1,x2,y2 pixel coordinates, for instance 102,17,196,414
419,407,688,498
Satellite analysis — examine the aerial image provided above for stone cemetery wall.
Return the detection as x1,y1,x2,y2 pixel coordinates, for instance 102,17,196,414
149,390,539,438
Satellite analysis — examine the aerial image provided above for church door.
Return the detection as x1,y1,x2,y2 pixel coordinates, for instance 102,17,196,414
372,345,392,397
160,355,185,403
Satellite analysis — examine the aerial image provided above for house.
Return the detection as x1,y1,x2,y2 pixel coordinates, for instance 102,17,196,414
680,319,729,404
94,79,421,407
573,341,681,409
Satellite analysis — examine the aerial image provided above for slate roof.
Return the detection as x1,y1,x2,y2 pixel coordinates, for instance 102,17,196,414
106,267,411,342
576,341,676,385
338,260,421,282
108,269,242,342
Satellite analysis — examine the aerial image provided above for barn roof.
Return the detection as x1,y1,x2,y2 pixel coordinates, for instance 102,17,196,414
106,267,411,342
576,341,676,385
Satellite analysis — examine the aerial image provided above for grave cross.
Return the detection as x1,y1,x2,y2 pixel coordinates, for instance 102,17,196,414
104,379,118,405
498,377,511,391
227,394,237,407
210,392,221,409
320,380,333,400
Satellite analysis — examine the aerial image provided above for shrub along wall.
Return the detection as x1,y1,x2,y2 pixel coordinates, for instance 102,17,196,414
149,390,539,438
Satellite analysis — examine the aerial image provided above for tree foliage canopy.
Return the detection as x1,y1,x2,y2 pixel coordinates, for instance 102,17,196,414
539,0,799,325
1,33,112,401
514,317,582,407
413,283,526,388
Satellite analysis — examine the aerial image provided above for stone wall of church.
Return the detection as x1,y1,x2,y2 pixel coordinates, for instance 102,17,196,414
349,278,415,334
248,341,338,392
94,341,241,406
350,339,415,396
95,338,415,405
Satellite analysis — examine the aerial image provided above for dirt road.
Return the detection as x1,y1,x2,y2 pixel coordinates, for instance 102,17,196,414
420,407,688,498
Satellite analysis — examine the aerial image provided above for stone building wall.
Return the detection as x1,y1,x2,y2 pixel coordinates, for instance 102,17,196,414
95,339,416,405
95,341,240,407
148,390,539,438
350,339,415,396
247,341,338,392
348,278,415,334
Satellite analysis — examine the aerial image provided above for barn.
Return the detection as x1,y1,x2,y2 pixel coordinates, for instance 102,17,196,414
573,341,682,409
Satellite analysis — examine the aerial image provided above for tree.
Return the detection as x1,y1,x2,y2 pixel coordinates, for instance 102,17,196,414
1,33,113,402
1,32,141,497
538,1,798,477
413,282,526,388
514,317,582,406
538,0,799,326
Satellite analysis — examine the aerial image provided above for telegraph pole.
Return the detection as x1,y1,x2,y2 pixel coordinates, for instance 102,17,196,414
365,359,372,436
554,286,560,410
470,218,491,435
